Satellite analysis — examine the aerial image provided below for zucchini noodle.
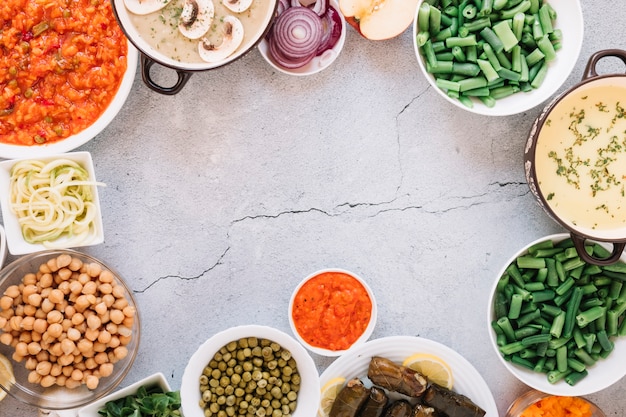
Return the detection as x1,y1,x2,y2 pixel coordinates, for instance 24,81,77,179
9,159,105,247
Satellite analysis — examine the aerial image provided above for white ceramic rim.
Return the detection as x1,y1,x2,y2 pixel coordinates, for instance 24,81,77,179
0,152,105,255
0,45,138,160
113,0,277,71
319,335,499,417
77,373,172,417
412,0,584,116
487,233,626,396
180,324,320,417
288,268,378,357
0,225,6,270
257,0,347,76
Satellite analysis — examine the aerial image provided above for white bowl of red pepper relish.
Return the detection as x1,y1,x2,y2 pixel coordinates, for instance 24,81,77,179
289,268,377,356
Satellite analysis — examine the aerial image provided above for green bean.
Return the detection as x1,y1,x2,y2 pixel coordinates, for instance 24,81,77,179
445,35,478,47
418,3,431,32
538,3,554,34
563,287,582,338
478,94,497,107
480,27,504,53
565,370,588,386
549,311,565,338
576,306,606,328
500,0,531,19
511,355,535,370
479,0,493,16
489,85,519,99
429,5,442,35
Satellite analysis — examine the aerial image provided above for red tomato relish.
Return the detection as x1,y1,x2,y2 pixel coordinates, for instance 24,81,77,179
292,271,372,351
0,0,128,146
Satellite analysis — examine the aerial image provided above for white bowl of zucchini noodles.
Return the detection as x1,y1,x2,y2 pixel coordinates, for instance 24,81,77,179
0,152,105,255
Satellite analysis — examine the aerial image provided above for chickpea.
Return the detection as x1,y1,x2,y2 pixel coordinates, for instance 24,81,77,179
48,289,65,304
0,296,14,310
4,285,20,298
41,375,56,388
27,341,42,355
39,273,54,288
40,298,55,314
109,309,124,325
47,323,63,338
36,361,52,376
85,374,99,390
82,281,98,295
57,268,72,281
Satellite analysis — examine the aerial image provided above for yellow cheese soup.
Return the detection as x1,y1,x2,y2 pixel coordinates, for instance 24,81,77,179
535,83,626,232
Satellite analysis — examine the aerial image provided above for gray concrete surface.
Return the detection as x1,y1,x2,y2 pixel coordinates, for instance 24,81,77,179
1,1,626,416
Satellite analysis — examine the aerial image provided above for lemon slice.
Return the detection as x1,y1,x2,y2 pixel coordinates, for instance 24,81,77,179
0,353,15,402
403,353,453,390
318,377,346,417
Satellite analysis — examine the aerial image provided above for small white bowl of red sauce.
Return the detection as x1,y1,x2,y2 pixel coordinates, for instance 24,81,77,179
289,268,377,356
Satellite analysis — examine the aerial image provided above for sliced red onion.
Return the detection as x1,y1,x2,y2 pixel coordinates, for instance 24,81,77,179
316,5,342,55
277,0,291,15
291,0,327,15
269,34,316,68
310,0,328,16
270,7,323,61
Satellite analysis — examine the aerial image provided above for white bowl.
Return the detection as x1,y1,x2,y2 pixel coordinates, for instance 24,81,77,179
0,152,104,255
0,225,6,270
487,233,626,396
289,268,377,356
258,0,346,76
413,0,584,116
180,325,320,417
0,46,137,160
78,373,172,417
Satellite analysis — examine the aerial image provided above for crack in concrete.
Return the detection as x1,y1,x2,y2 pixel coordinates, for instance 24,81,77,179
393,85,432,196
231,207,331,224
134,247,230,293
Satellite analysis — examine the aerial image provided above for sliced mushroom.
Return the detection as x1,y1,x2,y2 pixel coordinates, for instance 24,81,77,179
178,0,215,40
124,0,173,15
222,0,253,13
198,15,244,63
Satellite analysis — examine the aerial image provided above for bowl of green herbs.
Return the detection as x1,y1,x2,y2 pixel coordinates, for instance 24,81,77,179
488,234,626,396
77,372,181,417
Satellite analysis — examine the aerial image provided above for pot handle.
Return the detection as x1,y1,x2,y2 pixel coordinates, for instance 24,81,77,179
140,55,192,95
582,49,626,80
571,233,626,266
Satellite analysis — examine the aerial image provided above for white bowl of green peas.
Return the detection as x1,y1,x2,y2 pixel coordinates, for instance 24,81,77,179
413,0,583,116
488,233,626,396
180,325,320,417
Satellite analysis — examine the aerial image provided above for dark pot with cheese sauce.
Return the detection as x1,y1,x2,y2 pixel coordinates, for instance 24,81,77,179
525,49,626,265
111,0,277,95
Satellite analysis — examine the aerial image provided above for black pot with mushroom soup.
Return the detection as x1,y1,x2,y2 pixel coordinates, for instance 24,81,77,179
525,49,626,265
112,0,278,95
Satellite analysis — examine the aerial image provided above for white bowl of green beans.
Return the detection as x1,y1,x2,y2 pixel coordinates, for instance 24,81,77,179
488,233,626,396
413,0,584,116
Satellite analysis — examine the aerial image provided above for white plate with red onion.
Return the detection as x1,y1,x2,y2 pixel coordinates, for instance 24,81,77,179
258,0,346,75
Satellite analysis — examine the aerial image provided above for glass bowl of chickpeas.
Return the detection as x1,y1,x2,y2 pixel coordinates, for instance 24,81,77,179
180,324,320,417
0,249,140,410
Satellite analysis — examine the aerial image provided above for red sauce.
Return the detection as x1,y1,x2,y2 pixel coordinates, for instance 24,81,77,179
292,271,372,351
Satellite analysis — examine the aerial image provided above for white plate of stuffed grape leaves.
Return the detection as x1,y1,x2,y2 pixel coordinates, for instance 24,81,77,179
318,336,497,417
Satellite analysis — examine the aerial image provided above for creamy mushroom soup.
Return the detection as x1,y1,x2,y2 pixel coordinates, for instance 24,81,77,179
535,83,626,231
127,0,272,63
